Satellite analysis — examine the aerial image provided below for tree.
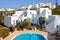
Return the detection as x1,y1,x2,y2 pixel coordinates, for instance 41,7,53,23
21,19,31,28
52,6,60,15
15,21,23,30
15,19,32,30
0,11,4,23
15,22,20,28
39,17,45,29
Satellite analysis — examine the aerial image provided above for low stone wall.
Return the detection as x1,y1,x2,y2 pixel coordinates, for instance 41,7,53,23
0,37,3,40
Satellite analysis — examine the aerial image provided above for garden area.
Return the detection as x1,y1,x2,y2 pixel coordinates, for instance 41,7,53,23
15,19,32,30
0,25,10,38
0,11,10,39
15,17,45,30
0,10,46,39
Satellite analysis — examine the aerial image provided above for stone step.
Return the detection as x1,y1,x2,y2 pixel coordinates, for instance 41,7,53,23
55,38,60,40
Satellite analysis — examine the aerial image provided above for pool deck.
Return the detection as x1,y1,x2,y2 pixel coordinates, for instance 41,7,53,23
4,29,48,40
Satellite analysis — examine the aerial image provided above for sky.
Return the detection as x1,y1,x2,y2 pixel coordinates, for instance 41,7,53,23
0,0,60,9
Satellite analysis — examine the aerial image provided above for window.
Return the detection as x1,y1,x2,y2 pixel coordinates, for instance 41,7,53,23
13,20,15,25
30,12,32,14
32,14,34,17
48,12,50,14
37,10,40,15
57,25,58,28
37,20,38,24
32,19,34,22
27,18,30,21
16,20,19,24
24,12,27,17
24,19,27,21
13,20,15,23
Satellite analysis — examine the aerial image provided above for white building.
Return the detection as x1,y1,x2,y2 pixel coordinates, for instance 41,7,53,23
46,15,60,34
0,8,15,11
51,5,56,9
34,4,39,8
27,5,33,10
19,3,55,10
39,3,46,7
4,3,60,34
14,8,51,25
4,16,19,27
6,8,15,11
38,8,52,20
0,8,6,11
39,3,52,8
4,8,52,27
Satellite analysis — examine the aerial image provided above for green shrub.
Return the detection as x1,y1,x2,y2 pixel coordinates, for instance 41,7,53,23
15,20,32,30
0,12,4,23
15,22,20,28
52,6,60,15
52,9,60,15
28,26,32,30
15,21,24,30
21,20,31,28
39,17,45,29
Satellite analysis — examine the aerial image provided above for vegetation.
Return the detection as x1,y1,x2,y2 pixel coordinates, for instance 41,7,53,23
0,25,10,38
30,7,37,10
15,22,20,28
15,19,32,30
0,11,4,23
21,20,31,28
39,17,45,29
0,11,10,38
52,6,60,15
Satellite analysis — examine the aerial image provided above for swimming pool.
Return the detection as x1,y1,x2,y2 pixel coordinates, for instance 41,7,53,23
14,33,46,40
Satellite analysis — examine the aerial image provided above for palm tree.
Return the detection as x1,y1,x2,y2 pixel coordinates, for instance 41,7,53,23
39,17,45,29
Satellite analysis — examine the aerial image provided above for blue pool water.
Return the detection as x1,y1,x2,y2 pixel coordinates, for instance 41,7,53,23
14,33,46,40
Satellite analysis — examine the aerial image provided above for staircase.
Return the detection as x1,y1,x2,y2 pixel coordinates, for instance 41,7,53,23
55,34,60,40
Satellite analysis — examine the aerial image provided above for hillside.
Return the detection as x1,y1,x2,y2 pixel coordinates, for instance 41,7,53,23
52,6,60,15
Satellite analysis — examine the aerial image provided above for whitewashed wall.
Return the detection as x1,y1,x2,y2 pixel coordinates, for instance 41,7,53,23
39,8,52,20
54,16,60,34
46,16,56,34
4,16,19,27
23,10,38,24
4,16,11,27
4,8,52,27
13,11,24,17
13,8,52,25
46,15,60,34
11,16,19,26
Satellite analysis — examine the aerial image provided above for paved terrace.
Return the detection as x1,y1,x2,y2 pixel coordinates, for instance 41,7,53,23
4,29,48,40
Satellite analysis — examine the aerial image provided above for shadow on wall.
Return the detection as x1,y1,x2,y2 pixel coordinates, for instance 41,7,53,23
46,16,55,25
41,10,46,17
0,22,6,27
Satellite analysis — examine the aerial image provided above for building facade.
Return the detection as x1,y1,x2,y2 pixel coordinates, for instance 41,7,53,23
4,8,52,27
46,15,60,34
